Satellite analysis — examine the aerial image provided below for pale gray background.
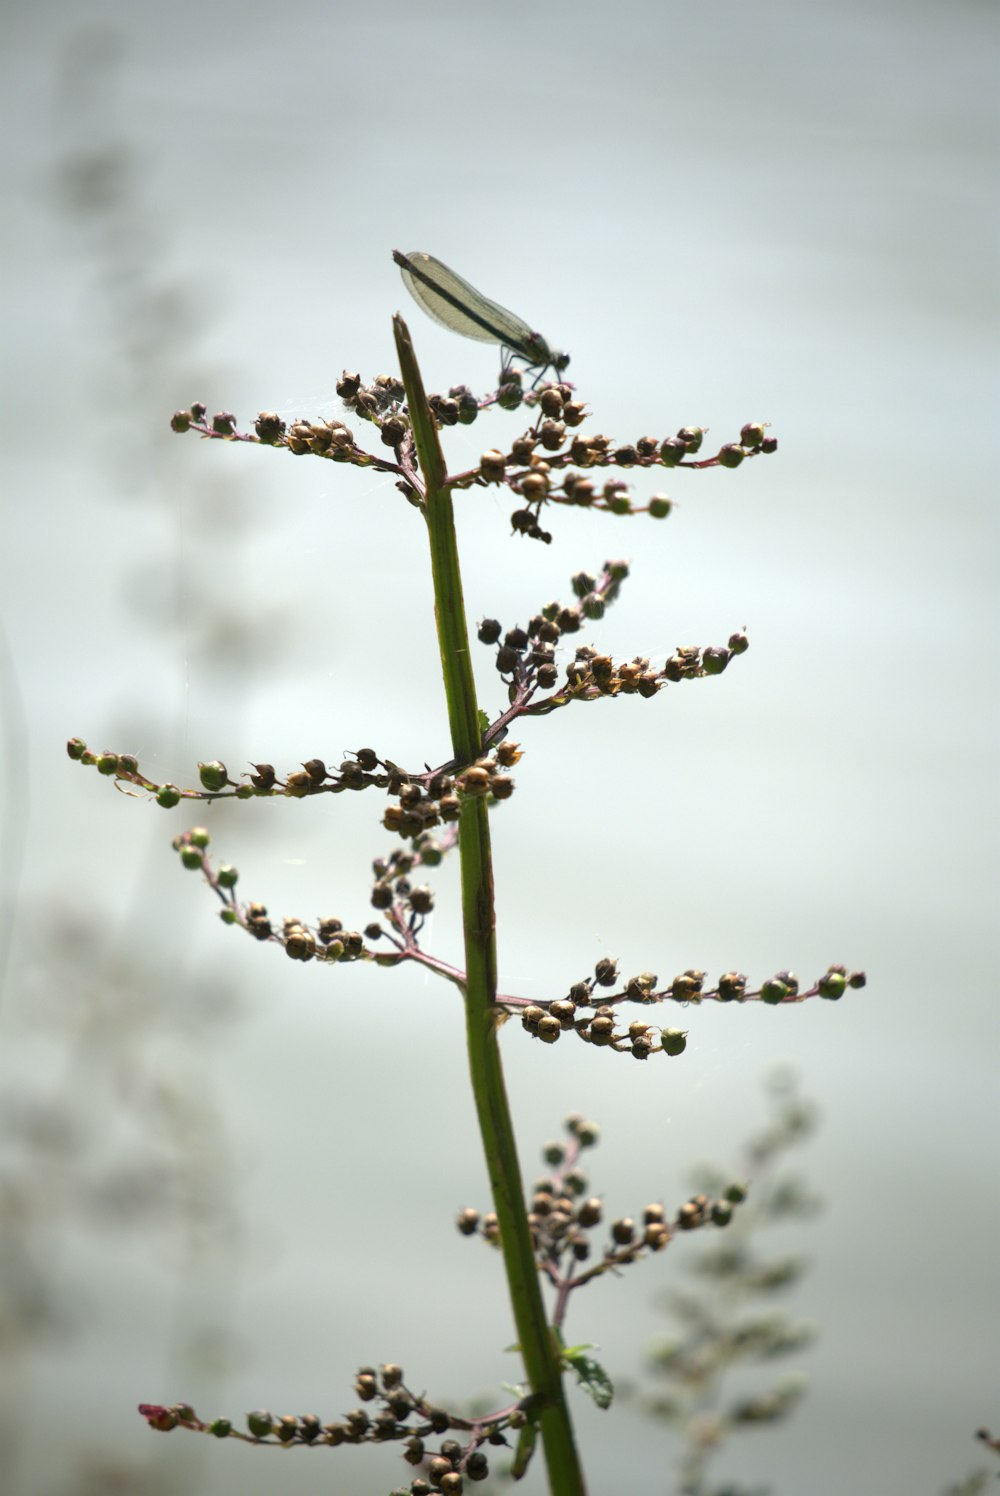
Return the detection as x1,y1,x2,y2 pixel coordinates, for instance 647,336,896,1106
1,1,997,1494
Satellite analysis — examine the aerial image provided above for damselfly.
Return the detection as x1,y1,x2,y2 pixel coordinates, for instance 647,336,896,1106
393,250,569,383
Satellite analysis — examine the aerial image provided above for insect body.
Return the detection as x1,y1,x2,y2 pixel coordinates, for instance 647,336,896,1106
393,249,569,382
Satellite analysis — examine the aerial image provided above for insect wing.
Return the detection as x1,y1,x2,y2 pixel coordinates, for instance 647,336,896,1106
396,251,539,351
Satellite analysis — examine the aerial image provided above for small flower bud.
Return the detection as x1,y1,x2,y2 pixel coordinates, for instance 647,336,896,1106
760,976,791,1004
659,436,686,466
403,1435,425,1464
717,442,745,468
380,414,408,448
254,412,286,444
217,864,239,888
246,1409,274,1438
740,422,766,448
477,618,502,645
648,494,673,518
496,381,523,410
818,969,846,999
661,1028,687,1056
594,956,618,987
285,928,316,961
479,449,506,481
611,1217,635,1245
466,1450,490,1481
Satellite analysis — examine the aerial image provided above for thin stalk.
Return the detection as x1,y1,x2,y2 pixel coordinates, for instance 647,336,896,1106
393,316,586,1496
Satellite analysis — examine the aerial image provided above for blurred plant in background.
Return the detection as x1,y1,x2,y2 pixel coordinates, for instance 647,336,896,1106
0,32,285,1495
637,1066,821,1496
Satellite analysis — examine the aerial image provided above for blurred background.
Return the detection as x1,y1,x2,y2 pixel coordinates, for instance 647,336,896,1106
1,1,997,1493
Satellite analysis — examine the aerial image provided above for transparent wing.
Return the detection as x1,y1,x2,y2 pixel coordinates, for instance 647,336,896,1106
396,251,536,350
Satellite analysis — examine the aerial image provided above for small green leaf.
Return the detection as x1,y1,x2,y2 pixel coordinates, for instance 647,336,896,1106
565,1350,614,1410
510,1414,537,1479
477,708,490,741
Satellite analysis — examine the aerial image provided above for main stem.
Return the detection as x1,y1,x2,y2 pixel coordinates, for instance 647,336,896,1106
393,317,586,1496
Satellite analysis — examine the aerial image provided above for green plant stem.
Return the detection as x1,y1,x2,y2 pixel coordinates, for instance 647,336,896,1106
393,316,586,1496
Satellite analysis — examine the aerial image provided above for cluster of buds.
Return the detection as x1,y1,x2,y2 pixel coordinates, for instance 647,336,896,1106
509,960,866,1059
139,1362,532,1492
169,828,371,965
477,559,628,688
519,981,688,1061
66,737,395,806
473,564,748,717
382,743,521,840
458,1116,747,1291
169,384,774,549
368,831,454,931
470,418,775,539
66,739,523,834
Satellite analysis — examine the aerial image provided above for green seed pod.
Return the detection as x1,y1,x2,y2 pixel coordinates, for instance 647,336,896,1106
246,1409,275,1438
188,827,211,848
701,646,731,675
209,1418,232,1438
818,969,846,1000
96,752,119,776
661,1028,688,1056
198,761,228,791
648,495,672,518
716,442,745,469
217,864,238,887
156,784,181,808
179,846,204,870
